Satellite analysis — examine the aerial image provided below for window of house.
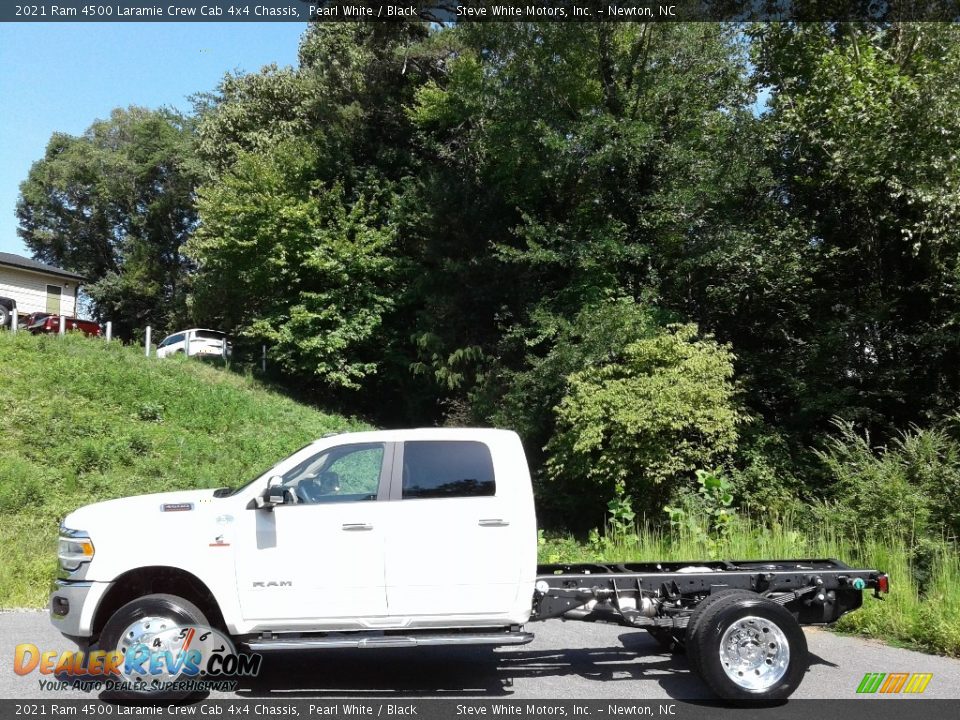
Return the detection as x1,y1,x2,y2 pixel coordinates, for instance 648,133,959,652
45,285,61,315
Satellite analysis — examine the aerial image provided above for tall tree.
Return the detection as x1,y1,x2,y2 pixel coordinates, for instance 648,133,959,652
740,23,960,437
189,22,436,404
405,23,753,430
16,107,199,336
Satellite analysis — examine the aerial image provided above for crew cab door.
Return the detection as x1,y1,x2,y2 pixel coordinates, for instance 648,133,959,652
383,439,529,618
235,442,392,624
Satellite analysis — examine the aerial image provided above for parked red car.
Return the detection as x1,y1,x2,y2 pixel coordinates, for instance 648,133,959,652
26,313,101,337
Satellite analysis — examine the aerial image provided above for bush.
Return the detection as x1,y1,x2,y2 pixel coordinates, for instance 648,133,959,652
816,420,960,542
488,298,668,525
664,468,737,558
546,323,742,518
492,298,663,446
726,423,807,516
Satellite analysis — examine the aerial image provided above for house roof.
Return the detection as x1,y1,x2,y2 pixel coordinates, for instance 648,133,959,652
0,252,85,282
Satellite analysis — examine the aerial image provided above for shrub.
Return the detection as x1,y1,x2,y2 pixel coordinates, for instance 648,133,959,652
664,468,737,556
816,420,960,542
546,323,742,517
726,423,806,515
489,297,667,526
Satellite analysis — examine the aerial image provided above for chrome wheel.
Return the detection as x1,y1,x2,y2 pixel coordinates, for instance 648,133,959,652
718,615,790,691
98,594,212,701
117,615,185,685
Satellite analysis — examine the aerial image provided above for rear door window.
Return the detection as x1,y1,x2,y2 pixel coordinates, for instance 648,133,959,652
401,441,495,499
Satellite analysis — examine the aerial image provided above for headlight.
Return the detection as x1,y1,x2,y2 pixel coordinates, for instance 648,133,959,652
58,529,94,571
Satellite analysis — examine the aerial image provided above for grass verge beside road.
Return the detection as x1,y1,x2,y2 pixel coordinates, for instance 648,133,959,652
0,331,365,607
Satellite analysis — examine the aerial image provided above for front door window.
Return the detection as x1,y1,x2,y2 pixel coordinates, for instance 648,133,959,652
282,443,384,504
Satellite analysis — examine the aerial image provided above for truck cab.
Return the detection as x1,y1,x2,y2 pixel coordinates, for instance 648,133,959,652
51,428,538,650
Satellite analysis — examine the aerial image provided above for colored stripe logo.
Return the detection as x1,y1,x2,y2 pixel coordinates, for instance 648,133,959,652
857,672,933,694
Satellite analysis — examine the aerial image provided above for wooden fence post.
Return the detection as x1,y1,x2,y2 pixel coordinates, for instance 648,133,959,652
59,315,66,336
105,321,112,342
145,326,152,357
261,345,267,373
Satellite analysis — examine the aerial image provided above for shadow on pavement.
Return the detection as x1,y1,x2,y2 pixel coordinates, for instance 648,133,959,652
232,633,713,700
807,652,839,669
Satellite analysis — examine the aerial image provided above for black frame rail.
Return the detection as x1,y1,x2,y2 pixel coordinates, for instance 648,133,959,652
533,558,887,627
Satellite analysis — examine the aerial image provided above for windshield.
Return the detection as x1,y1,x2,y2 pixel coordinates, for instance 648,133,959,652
225,441,317,496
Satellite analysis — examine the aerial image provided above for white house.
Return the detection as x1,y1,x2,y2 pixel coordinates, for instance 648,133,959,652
0,252,85,320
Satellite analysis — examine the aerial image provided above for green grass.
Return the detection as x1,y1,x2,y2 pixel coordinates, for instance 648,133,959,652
0,331,366,607
538,517,960,657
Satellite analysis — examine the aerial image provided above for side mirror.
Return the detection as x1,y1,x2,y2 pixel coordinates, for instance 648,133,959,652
255,477,288,510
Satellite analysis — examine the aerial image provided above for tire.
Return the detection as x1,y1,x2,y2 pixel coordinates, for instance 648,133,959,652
685,589,757,675
689,593,808,701
0,305,9,330
97,593,209,702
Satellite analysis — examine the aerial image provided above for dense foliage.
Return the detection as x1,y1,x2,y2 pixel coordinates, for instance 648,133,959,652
546,322,741,519
17,107,199,337
15,21,960,535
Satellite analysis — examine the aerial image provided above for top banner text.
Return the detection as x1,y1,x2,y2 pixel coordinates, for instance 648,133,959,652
5,0,960,23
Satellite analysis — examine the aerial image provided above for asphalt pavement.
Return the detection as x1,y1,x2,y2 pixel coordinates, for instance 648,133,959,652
2,609,958,700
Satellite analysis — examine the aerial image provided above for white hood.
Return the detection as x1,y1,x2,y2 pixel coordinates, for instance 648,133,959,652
62,488,222,532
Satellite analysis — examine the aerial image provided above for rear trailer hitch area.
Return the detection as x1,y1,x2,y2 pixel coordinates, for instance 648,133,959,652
530,561,890,701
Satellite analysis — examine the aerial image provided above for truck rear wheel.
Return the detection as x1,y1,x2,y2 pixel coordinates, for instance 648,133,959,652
688,593,808,701
97,593,210,701
685,589,757,674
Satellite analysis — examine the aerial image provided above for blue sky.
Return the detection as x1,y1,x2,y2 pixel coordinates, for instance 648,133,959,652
0,21,306,256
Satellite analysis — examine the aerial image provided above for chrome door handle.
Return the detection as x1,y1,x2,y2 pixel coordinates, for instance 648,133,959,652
342,523,374,531
478,519,510,527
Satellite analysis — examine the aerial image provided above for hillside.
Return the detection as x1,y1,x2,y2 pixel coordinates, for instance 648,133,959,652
0,331,366,607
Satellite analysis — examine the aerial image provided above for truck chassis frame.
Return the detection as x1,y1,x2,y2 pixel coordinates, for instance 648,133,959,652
533,558,884,629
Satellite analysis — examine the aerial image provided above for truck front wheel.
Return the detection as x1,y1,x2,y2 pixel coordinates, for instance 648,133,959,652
97,593,210,701
688,594,808,701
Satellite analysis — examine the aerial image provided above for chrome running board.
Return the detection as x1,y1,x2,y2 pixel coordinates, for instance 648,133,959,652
245,630,534,651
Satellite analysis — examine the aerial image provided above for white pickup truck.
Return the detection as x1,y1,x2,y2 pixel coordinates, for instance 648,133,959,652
51,428,887,702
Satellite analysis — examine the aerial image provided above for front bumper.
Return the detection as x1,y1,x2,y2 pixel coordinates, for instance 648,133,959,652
49,579,113,640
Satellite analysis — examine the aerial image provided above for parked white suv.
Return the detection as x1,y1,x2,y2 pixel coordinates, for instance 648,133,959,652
156,328,231,359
